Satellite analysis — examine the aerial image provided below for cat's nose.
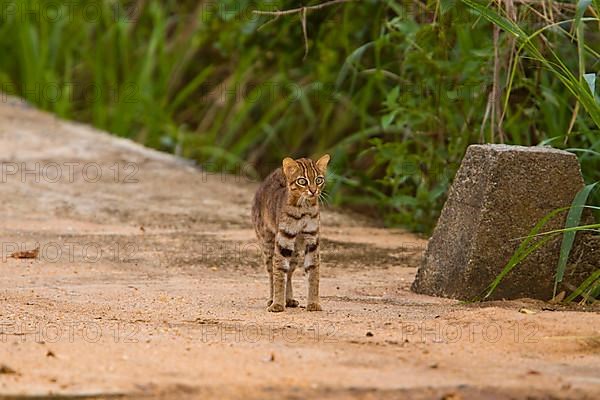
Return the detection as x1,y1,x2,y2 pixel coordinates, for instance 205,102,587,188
308,188,317,196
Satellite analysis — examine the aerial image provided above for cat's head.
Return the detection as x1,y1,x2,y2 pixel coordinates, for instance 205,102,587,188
282,155,330,206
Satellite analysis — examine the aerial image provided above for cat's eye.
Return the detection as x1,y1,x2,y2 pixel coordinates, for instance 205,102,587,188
296,177,308,186
316,176,325,185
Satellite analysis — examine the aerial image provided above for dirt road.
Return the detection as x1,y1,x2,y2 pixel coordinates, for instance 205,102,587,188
1,98,599,399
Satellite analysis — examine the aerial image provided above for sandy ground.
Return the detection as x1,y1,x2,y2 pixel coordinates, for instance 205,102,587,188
0,97,599,400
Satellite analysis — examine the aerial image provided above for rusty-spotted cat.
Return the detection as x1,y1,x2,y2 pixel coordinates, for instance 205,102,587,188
252,155,330,312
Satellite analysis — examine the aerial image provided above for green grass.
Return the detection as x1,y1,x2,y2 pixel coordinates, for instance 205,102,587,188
0,0,598,234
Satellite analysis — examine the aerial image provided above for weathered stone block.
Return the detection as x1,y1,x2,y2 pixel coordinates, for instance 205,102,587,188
412,144,597,300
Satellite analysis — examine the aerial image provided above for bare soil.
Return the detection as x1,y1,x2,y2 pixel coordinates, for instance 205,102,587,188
0,98,599,399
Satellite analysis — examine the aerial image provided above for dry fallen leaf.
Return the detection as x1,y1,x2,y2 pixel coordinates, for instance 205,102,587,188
10,247,39,259
518,308,537,315
0,364,17,374
442,393,462,400
549,291,566,304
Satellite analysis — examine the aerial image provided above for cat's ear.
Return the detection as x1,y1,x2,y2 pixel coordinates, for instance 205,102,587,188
282,157,299,178
315,154,330,173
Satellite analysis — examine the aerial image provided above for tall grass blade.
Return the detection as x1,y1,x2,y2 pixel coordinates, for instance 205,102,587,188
554,182,599,297
517,222,600,239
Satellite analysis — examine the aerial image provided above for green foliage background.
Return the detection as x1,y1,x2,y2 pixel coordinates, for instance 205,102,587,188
0,0,598,233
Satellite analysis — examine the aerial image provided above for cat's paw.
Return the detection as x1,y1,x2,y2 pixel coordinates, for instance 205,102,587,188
266,299,273,307
286,299,299,308
267,303,285,313
306,303,322,312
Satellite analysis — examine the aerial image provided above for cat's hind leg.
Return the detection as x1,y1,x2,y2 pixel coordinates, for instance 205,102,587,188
260,232,275,307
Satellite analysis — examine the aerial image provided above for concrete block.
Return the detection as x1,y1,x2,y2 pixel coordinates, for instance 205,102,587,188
412,144,596,300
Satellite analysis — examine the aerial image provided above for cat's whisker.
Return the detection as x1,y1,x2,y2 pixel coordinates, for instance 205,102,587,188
318,193,330,207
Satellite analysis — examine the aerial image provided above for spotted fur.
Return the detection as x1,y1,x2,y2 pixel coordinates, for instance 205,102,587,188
251,155,330,312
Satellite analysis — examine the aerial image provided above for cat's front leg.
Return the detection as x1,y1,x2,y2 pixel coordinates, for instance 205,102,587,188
268,231,294,312
304,232,322,311
268,254,286,312
285,236,303,308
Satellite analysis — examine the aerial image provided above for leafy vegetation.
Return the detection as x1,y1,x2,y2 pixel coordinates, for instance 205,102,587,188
0,0,599,235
